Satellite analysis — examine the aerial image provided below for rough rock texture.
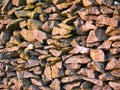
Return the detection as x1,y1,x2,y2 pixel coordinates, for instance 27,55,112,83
0,0,120,90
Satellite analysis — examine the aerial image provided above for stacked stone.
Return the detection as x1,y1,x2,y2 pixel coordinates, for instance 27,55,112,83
0,0,120,90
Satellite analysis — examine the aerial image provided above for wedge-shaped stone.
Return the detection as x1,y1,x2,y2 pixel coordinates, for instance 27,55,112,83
96,0,113,5
99,72,117,81
50,79,61,90
42,21,57,32
109,82,120,90
20,29,47,43
6,19,24,30
105,58,120,70
61,75,82,83
87,61,104,73
98,40,112,50
63,82,80,90
96,15,118,27
25,59,39,68
27,19,42,30
81,76,103,87
86,29,107,43
111,69,120,78
110,48,120,54
12,0,26,6
80,81,93,90
52,26,71,35
108,34,120,41
83,0,96,6
78,68,96,78
112,41,120,48
90,49,107,62
26,0,38,4
65,55,91,64
69,46,90,54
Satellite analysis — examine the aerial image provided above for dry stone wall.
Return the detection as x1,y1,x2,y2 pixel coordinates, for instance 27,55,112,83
0,0,120,90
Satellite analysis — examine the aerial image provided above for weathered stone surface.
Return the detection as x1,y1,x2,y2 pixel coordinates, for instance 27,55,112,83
106,26,120,36
56,3,72,10
112,41,120,48
109,82,120,90
86,29,107,43
61,75,82,83
27,19,42,30
26,0,38,4
81,76,103,86
31,79,44,87
28,85,39,90
50,79,61,90
110,48,120,54
69,45,90,54
25,59,39,68
23,71,38,78
78,68,96,78
83,0,96,6
20,29,47,43
63,82,80,90
65,63,81,70
111,69,120,78
44,64,52,81
12,0,26,6
99,72,117,81
98,40,112,50
52,26,71,35
65,55,91,64
90,49,107,62
49,49,62,57
100,6,113,14
108,34,120,41
102,85,112,90
51,62,64,78
42,21,57,32
96,15,118,27
80,81,93,90
105,58,120,70
87,61,105,73
6,19,24,30
96,0,113,5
